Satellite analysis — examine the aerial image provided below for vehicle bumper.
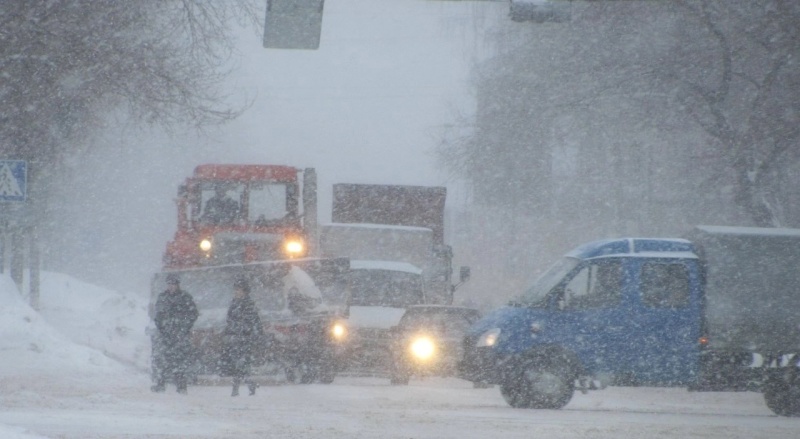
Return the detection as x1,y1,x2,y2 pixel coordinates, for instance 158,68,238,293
458,344,504,384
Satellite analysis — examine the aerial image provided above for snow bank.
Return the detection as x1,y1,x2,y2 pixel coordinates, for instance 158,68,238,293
0,274,146,388
37,271,152,371
0,424,49,439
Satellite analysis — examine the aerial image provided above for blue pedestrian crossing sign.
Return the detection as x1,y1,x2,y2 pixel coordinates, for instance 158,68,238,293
0,160,27,202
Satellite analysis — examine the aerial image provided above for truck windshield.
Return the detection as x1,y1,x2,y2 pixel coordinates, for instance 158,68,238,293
349,269,424,308
249,183,293,224
191,181,296,226
516,257,580,306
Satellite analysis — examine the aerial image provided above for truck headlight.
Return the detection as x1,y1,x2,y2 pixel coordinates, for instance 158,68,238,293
409,336,436,361
199,238,212,252
476,328,501,347
284,239,304,257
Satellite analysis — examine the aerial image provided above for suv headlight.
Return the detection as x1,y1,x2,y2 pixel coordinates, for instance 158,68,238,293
476,328,501,347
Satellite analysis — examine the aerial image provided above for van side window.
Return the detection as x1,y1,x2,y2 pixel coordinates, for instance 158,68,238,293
564,261,623,310
640,263,690,309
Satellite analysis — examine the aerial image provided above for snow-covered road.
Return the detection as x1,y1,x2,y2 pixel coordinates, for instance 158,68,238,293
2,375,798,439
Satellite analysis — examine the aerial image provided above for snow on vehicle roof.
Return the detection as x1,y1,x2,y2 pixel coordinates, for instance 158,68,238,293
323,222,433,233
283,265,322,299
567,238,698,260
350,259,423,274
405,304,480,313
696,225,800,237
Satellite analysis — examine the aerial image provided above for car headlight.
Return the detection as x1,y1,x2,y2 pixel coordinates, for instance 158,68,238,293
476,328,501,347
331,322,347,341
409,336,436,361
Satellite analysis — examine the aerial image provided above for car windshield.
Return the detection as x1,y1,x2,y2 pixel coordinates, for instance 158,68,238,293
516,257,580,306
399,308,480,332
348,269,424,308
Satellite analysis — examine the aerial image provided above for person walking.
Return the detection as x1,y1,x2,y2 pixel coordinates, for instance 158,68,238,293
219,276,264,396
151,273,199,394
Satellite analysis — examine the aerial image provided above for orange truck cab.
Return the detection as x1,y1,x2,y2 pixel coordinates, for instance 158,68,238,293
163,164,317,269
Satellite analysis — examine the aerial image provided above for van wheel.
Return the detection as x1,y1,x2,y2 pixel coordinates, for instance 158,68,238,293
764,369,800,417
500,356,574,409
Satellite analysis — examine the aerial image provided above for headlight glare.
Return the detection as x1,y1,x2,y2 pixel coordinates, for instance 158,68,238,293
331,322,347,340
285,239,304,257
199,238,212,252
476,328,501,347
409,336,436,361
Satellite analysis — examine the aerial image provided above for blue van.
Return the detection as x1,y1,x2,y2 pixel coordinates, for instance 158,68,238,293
459,227,800,416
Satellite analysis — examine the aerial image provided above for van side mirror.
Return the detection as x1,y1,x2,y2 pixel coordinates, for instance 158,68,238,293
459,266,471,284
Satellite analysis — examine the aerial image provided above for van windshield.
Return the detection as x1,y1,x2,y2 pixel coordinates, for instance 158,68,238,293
516,257,580,306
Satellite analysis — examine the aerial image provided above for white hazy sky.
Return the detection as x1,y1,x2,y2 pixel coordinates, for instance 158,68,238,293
53,0,506,293
196,0,502,190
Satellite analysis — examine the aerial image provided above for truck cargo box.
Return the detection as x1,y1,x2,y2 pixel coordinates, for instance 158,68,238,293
331,184,446,244
688,225,800,354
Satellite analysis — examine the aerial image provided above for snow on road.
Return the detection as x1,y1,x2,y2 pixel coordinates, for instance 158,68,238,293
2,273,799,438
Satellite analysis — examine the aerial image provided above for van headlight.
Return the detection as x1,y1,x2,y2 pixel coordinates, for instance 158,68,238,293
476,328,501,347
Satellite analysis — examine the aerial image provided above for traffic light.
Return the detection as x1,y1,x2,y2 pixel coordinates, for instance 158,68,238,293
263,0,325,50
510,0,571,23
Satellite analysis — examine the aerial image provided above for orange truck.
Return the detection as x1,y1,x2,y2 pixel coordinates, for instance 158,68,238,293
162,164,316,268
149,164,349,384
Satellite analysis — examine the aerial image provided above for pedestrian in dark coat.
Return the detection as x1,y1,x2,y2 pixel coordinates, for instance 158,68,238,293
151,273,199,394
219,277,264,396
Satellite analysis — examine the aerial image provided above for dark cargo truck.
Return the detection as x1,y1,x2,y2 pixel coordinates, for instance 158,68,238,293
460,225,800,416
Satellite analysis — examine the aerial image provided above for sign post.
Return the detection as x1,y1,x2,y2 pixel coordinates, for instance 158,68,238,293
0,159,35,308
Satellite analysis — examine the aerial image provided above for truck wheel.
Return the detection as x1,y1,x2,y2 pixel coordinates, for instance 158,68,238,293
500,356,574,409
763,369,800,417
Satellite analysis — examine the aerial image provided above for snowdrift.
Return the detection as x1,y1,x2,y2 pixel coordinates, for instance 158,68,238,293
0,273,150,388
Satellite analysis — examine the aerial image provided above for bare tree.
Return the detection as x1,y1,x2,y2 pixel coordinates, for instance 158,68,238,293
0,0,260,294
0,0,261,171
666,0,800,226
440,0,799,229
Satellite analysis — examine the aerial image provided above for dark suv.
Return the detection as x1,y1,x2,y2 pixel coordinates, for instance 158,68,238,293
388,305,482,385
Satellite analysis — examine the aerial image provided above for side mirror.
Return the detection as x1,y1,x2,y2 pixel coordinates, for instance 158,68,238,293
459,266,471,284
